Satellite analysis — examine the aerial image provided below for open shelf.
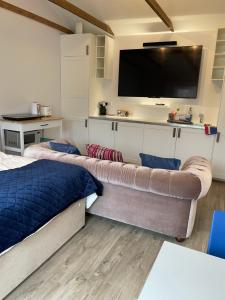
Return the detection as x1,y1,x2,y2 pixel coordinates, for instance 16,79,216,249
95,35,114,79
213,66,225,69
96,35,105,47
212,28,225,83
212,78,224,81
97,46,105,59
96,68,104,78
96,35,106,78
215,52,225,56
212,67,224,80
218,28,225,40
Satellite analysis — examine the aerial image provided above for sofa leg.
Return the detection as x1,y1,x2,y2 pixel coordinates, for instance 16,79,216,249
176,237,186,243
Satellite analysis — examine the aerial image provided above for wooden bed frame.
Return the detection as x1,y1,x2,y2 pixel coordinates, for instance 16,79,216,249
0,198,85,299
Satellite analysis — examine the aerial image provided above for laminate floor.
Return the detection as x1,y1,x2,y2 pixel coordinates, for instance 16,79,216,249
6,180,225,300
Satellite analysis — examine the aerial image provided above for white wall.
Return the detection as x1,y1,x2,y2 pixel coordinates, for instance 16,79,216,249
0,0,65,115
0,2,223,126
94,30,221,125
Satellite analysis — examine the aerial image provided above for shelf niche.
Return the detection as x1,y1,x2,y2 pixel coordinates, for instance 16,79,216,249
212,28,225,82
96,35,114,79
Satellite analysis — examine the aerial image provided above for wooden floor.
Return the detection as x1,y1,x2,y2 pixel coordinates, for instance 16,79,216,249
6,180,225,300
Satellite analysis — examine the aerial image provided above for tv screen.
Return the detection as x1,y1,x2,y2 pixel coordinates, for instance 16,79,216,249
118,45,203,99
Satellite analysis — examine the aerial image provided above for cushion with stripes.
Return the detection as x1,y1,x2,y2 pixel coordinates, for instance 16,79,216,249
86,144,123,162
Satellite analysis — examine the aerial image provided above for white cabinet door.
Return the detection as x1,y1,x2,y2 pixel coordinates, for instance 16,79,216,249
61,34,90,57
61,57,89,118
63,118,88,155
217,81,225,134
88,119,115,148
114,122,144,163
61,34,95,120
61,57,89,99
175,128,215,164
212,133,225,179
143,125,176,158
61,97,89,119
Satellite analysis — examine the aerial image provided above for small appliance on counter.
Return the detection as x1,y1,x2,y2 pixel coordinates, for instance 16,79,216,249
31,102,52,117
117,110,129,117
40,105,52,116
31,102,41,115
98,101,108,115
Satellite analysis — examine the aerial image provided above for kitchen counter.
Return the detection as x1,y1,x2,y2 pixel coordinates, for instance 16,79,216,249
89,115,205,130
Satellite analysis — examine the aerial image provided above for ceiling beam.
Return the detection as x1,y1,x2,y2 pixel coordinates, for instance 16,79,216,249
48,0,114,36
145,0,174,32
0,0,73,34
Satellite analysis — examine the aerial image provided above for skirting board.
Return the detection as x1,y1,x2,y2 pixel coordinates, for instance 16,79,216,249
0,199,85,299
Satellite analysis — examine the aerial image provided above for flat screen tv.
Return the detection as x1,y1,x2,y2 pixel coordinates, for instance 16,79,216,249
118,45,203,99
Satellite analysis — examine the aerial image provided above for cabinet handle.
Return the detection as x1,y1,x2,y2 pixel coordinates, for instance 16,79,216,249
85,119,88,128
177,128,181,138
40,124,49,127
112,122,114,131
172,128,176,138
86,45,89,56
115,122,118,131
216,132,221,143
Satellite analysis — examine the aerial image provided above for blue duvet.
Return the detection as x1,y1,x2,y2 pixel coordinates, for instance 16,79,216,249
0,159,103,253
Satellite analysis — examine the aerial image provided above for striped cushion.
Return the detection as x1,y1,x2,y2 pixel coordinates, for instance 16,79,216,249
86,144,123,162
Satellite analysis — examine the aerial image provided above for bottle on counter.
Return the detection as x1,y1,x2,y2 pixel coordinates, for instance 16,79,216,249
199,113,204,124
175,108,180,120
188,107,193,122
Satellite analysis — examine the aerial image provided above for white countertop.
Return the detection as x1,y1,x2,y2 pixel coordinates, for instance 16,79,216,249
89,115,206,130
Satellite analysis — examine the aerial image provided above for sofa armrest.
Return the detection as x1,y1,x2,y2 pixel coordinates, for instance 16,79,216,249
181,156,212,199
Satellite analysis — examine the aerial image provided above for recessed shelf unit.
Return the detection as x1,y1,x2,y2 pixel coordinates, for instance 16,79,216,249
96,35,114,79
212,28,225,82
96,35,106,78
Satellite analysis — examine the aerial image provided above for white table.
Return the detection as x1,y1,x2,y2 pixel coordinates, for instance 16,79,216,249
0,116,63,155
138,241,225,300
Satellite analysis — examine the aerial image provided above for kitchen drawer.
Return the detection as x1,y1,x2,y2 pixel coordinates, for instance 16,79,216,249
21,120,62,132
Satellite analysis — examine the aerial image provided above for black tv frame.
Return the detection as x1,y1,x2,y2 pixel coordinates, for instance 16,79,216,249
118,45,203,99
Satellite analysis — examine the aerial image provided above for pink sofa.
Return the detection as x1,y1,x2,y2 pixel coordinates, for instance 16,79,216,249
24,142,212,240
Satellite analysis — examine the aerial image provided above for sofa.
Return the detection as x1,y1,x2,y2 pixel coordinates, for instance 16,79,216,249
24,142,212,240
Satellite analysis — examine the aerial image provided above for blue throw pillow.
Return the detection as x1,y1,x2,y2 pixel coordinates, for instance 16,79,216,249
49,142,81,155
139,153,181,170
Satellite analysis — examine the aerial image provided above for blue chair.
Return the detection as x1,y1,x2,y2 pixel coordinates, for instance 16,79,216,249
207,210,225,259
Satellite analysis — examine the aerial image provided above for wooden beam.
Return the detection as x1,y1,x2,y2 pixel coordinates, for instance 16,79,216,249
145,0,174,32
0,0,73,34
48,0,114,36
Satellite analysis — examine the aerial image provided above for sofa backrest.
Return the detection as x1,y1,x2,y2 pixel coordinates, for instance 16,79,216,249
24,143,212,201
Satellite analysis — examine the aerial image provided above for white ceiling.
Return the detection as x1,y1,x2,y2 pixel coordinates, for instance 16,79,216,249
70,0,225,21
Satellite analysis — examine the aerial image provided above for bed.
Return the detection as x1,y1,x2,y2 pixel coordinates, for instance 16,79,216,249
0,152,101,299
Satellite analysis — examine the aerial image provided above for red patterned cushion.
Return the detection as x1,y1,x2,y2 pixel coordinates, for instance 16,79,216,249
86,144,123,162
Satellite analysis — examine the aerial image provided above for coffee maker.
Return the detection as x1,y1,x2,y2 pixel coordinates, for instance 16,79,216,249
98,101,108,115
